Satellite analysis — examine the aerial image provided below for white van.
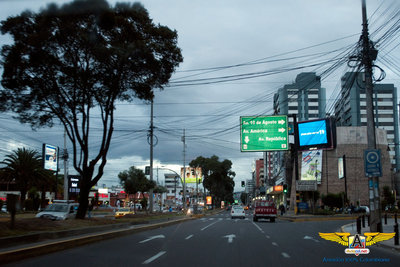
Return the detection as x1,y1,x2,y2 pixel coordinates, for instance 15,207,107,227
36,200,79,220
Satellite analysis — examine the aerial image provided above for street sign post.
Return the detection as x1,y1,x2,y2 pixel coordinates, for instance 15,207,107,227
364,149,382,177
240,115,288,152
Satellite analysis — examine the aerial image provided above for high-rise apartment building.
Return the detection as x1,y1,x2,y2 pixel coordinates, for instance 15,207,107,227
334,72,400,171
274,72,326,121
270,72,327,190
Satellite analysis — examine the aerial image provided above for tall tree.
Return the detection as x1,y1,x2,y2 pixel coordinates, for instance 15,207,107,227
0,0,182,218
118,166,155,211
0,148,50,208
190,155,235,207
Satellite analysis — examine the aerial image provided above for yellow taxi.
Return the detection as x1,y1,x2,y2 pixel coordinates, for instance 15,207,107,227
114,207,134,218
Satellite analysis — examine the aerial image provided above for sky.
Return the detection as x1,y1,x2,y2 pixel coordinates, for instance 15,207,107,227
0,0,399,192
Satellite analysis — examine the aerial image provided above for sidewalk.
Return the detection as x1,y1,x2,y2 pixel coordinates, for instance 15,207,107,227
341,217,400,252
278,209,359,222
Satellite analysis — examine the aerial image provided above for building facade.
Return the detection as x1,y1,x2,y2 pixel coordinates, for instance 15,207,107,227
268,72,326,204
289,127,393,208
334,72,400,172
164,173,182,205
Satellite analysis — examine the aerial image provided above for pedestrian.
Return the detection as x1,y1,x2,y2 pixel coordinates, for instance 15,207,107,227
279,204,285,216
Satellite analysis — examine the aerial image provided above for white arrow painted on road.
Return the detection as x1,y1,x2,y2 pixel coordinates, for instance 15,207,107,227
139,235,165,243
223,234,236,243
304,236,320,243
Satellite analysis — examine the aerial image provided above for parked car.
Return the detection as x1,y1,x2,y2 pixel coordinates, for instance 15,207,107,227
35,200,79,220
355,206,370,215
231,205,245,219
114,207,135,218
1,205,8,213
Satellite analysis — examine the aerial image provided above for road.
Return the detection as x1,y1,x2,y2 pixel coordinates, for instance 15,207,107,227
6,211,400,267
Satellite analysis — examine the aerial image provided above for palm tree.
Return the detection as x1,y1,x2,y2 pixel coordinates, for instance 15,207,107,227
0,148,48,209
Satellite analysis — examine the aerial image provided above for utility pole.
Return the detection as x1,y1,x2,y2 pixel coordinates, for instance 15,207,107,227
182,129,186,210
63,128,68,200
361,0,382,232
149,100,154,213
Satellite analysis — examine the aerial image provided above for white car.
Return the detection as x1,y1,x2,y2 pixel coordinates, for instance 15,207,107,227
1,205,7,213
36,201,79,220
231,205,245,219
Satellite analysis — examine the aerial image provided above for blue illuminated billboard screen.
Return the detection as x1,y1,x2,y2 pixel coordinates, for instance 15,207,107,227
298,119,328,146
295,118,336,151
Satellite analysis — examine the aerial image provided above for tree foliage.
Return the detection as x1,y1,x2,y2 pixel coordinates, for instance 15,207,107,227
0,0,182,218
189,155,235,207
118,166,156,209
321,192,345,209
0,148,53,208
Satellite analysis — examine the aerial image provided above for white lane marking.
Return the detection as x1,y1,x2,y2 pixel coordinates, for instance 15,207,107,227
185,234,194,240
272,242,278,246
265,235,270,239
252,222,264,233
282,252,290,258
304,236,320,242
139,235,165,244
142,251,166,264
219,218,223,221
223,234,236,243
201,221,219,231
209,218,214,221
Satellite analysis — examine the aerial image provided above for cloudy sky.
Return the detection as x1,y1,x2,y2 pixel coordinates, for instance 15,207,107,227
0,0,399,192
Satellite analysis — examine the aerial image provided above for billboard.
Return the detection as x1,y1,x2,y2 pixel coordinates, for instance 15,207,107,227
206,196,212,205
301,150,323,184
240,115,288,152
43,143,58,171
338,157,344,179
295,118,336,151
68,175,81,194
181,167,202,184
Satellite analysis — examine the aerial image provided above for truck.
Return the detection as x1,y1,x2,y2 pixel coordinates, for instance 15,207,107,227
253,200,277,222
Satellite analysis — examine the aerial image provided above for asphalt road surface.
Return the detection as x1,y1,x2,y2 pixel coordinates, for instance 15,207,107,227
5,211,400,267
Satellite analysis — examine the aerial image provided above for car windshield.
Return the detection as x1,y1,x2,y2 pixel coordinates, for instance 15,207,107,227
44,204,68,212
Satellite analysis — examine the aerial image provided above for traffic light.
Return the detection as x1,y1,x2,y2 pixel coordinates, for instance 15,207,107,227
241,181,245,187
283,184,288,193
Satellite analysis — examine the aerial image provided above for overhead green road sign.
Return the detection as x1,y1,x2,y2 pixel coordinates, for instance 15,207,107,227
240,115,288,152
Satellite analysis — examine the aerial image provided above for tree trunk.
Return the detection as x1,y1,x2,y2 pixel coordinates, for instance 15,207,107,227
76,179,90,219
20,189,26,211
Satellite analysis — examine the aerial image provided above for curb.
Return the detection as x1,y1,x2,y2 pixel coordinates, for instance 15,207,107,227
279,216,358,222
0,216,195,264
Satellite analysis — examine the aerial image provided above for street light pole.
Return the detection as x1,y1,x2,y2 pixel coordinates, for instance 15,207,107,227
182,129,186,210
361,0,382,232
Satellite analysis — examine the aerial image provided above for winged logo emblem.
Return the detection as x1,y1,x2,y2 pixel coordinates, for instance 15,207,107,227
319,232,395,256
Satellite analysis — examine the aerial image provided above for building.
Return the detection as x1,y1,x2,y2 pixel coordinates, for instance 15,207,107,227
289,127,393,208
334,72,400,172
274,72,326,121
268,72,326,204
164,173,182,206
254,158,265,194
